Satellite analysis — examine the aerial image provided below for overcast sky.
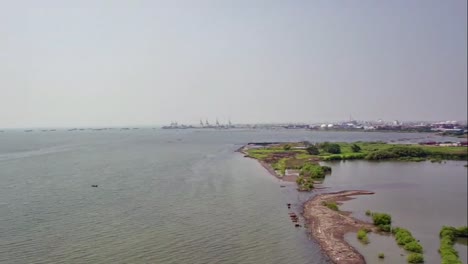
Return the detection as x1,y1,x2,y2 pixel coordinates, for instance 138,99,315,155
1,0,467,128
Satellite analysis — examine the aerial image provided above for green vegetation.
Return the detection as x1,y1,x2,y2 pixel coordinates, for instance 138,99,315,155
378,253,385,259
245,141,467,191
365,211,424,263
357,229,369,244
246,142,467,163
407,253,424,263
296,176,314,191
306,145,320,155
372,212,392,229
394,228,415,245
322,201,339,211
319,142,342,154
439,226,468,264
300,163,331,179
393,227,424,256
365,146,427,160
351,144,361,153
272,158,287,176
404,241,423,253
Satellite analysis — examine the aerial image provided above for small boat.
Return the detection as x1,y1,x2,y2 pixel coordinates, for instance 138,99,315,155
91,185,98,187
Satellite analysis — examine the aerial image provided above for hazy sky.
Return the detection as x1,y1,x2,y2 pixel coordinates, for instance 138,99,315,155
1,0,467,127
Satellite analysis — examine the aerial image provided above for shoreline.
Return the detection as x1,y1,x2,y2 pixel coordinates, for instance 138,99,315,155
243,149,376,263
303,190,376,264
240,142,466,263
240,146,376,263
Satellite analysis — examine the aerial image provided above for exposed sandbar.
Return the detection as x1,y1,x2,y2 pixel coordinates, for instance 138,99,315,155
303,190,376,264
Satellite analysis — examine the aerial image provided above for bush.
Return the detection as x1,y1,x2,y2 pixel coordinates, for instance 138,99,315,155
341,153,367,160
389,146,427,158
272,158,287,176
321,166,332,174
324,143,341,154
407,253,424,263
357,229,369,244
300,163,326,179
456,226,468,237
306,145,320,155
404,241,423,253
365,146,428,160
283,144,291,151
397,234,415,245
439,226,466,264
378,253,385,259
372,213,392,226
366,150,398,160
296,176,314,191
395,228,415,245
365,210,372,216
378,224,391,232
322,154,343,161
351,144,361,153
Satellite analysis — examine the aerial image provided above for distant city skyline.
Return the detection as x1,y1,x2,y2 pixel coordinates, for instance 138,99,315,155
1,1,466,128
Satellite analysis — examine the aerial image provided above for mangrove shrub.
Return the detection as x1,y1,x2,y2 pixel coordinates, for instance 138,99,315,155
365,146,428,160
319,142,341,154
357,229,369,244
300,163,326,179
404,241,423,253
372,213,392,226
439,226,467,264
407,253,424,263
351,144,361,153
306,145,320,155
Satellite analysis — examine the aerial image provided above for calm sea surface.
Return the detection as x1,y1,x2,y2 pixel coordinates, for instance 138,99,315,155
0,129,464,264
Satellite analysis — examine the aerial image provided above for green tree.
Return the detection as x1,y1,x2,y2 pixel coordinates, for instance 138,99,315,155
372,213,392,226
351,144,361,153
283,144,291,151
306,145,320,155
321,143,341,154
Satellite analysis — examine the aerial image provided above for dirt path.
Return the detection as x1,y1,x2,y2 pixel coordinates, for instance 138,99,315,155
303,190,377,264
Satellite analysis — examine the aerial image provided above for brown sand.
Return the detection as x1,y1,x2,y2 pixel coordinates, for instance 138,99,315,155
303,190,376,264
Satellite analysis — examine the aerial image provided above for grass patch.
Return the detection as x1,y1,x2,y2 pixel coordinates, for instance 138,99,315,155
322,201,339,211
272,158,287,176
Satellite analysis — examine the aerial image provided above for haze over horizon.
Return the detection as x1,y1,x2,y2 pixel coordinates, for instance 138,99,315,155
1,1,467,128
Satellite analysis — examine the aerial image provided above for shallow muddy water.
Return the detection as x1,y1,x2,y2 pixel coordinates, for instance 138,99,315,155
323,160,468,264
